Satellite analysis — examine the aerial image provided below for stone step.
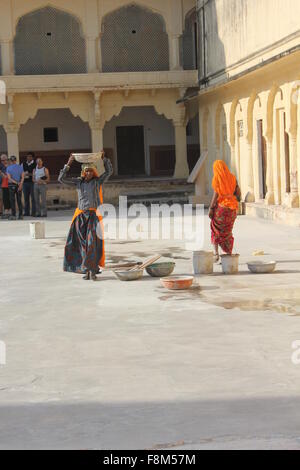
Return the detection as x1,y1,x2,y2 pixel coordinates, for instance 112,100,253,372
121,189,193,206
48,204,72,211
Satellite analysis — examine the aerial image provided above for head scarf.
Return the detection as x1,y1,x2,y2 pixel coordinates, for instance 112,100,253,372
81,163,99,178
212,160,238,210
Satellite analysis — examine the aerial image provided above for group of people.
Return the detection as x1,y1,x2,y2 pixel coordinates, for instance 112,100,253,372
0,152,50,220
58,153,239,281
1,148,239,279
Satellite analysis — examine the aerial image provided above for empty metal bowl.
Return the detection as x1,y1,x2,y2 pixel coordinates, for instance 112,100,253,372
160,276,194,290
247,261,276,274
114,269,144,281
146,262,175,277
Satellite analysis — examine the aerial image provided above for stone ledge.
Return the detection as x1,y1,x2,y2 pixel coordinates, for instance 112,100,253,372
245,202,300,227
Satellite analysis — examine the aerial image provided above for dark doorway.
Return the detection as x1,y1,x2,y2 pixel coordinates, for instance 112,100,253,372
116,126,145,176
284,113,291,193
257,120,267,198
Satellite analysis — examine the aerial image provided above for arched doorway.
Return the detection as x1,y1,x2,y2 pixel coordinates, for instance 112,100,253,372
181,8,198,70
103,106,175,177
19,109,91,178
101,4,169,72
14,7,86,75
186,113,200,171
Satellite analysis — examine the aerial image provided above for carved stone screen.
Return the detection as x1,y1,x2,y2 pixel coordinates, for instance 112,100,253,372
181,9,197,70
101,5,169,72
14,7,86,75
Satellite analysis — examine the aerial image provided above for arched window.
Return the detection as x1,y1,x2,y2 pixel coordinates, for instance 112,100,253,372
14,7,86,75
101,4,169,72
181,9,198,70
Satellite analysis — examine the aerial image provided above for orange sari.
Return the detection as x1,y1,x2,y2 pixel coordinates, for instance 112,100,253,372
212,160,238,211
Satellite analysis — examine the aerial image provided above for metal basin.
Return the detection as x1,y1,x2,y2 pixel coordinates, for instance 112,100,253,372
146,262,175,277
160,276,194,290
73,152,103,163
114,269,144,281
247,261,276,274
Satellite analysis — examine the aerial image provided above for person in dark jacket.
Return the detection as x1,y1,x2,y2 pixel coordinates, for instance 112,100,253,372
22,152,36,216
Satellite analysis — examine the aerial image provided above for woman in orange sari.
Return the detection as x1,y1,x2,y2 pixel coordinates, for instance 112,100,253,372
209,160,241,262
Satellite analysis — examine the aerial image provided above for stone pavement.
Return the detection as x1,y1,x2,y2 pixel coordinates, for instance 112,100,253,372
1,211,300,449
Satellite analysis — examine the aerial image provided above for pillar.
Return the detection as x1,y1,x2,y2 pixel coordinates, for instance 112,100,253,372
245,141,255,202
288,135,299,207
173,122,189,178
0,40,14,75
169,35,182,71
265,140,275,205
86,37,99,73
5,126,19,161
91,126,104,175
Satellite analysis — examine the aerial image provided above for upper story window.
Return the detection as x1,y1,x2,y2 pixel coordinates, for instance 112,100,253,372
14,7,86,75
181,8,198,70
101,4,169,73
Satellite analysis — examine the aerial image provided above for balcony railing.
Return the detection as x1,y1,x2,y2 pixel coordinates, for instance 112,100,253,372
1,70,198,93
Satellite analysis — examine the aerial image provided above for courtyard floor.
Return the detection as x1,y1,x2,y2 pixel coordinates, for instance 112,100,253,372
1,210,300,449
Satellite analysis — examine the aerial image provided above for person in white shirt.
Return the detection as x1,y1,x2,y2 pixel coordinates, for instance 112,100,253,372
33,158,50,217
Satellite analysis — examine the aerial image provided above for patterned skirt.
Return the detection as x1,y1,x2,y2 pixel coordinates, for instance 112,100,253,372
211,205,237,254
63,210,104,274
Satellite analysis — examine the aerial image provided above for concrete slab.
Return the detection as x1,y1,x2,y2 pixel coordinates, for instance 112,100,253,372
1,211,300,449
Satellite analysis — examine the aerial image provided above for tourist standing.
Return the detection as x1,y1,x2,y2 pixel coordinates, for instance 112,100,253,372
22,152,36,217
33,158,50,218
7,156,24,220
0,154,5,216
0,154,11,219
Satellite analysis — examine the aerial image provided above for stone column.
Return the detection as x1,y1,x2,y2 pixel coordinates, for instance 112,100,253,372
169,34,182,71
288,135,299,207
173,121,189,178
86,37,99,73
1,40,14,75
265,140,275,205
5,125,20,161
91,126,103,152
245,141,255,202
91,126,104,175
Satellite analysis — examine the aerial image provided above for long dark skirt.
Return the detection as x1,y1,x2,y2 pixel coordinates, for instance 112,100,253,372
63,211,103,274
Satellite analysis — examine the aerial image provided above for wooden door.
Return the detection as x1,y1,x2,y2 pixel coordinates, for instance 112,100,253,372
116,126,145,176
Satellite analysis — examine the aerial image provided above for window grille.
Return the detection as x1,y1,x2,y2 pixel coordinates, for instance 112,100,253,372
101,5,169,72
14,7,86,75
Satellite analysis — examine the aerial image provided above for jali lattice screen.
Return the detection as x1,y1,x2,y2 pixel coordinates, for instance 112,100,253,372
14,7,86,75
101,5,169,73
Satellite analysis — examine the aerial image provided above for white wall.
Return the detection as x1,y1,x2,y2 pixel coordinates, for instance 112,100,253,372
202,0,300,77
19,108,91,151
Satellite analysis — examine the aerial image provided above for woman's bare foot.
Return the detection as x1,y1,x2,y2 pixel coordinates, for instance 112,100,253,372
213,254,220,263
91,272,97,281
83,272,90,280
